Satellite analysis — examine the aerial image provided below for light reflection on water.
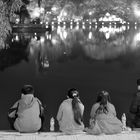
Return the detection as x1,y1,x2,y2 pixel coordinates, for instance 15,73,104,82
3,25,140,72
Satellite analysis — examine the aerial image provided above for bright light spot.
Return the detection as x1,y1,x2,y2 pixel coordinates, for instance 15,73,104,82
40,7,44,13
49,34,51,40
30,7,40,18
134,32,140,41
51,25,55,30
15,18,20,24
63,31,67,39
105,32,110,39
34,36,37,40
57,26,61,34
63,11,67,16
82,25,85,29
63,25,66,29
89,12,92,15
132,31,140,48
15,35,19,41
99,26,126,39
51,38,58,45
88,32,92,39
106,12,110,17
51,6,57,12
99,13,123,22
40,36,45,43
127,26,130,30
43,60,49,68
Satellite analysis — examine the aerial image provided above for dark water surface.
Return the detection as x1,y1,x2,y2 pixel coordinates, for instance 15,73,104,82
0,25,140,130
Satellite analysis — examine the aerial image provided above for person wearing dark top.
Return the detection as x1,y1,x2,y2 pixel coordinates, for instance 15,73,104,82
129,79,140,128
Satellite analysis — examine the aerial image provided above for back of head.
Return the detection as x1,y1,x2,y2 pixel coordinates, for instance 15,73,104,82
96,90,111,103
21,85,34,95
96,90,110,114
67,88,79,99
67,88,83,125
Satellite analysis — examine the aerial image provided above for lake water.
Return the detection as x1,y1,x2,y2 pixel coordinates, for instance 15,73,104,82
0,24,140,130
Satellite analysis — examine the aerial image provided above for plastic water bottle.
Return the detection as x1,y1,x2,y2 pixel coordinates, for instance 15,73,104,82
50,117,55,132
121,113,126,131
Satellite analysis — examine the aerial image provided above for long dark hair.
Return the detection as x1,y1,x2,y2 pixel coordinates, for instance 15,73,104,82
68,88,83,125
95,90,111,114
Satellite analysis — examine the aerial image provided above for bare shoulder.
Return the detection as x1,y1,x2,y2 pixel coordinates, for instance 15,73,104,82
92,103,99,109
108,102,116,109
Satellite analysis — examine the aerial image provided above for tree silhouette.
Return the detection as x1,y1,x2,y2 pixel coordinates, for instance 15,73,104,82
0,0,24,49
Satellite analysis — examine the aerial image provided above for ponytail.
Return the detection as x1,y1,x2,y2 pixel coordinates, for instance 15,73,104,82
72,97,83,125
67,88,83,125
96,91,109,114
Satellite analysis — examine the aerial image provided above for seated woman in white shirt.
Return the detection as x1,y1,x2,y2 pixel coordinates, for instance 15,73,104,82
56,88,85,134
86,90,122,135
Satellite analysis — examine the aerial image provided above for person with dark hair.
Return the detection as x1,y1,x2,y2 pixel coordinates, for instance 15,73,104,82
129,79,140,128
56,88,84,134
8,85,44,132
86,90,122,135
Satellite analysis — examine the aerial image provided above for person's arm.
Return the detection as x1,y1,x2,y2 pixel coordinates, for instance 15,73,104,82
8,101,19,118
80,103,84,116
78,99,84,115
37,99,44,117
90,103,98,119
109,103,117,116
56,103,63,122
89,103,98,126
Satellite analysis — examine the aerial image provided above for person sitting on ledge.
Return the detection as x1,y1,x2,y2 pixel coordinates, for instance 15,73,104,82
56,88,85,134
129,79,140,128
85,90,122,135
8,85,44,133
